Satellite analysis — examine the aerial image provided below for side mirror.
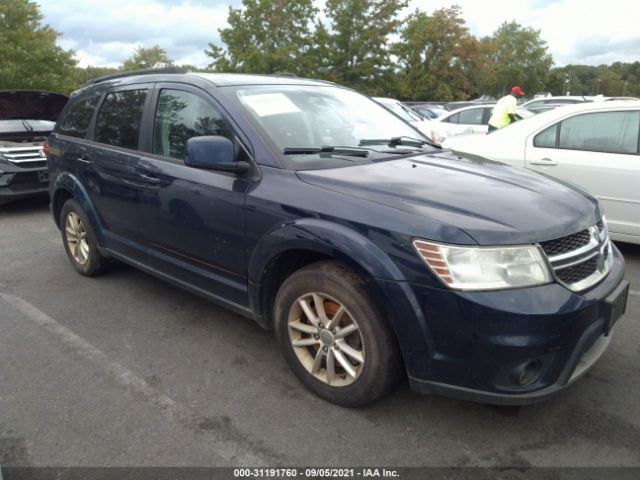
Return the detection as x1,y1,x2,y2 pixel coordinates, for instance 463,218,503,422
185,136,250,174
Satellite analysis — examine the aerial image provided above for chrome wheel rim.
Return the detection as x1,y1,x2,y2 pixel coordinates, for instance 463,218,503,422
288,292,365,387
65,212,89,265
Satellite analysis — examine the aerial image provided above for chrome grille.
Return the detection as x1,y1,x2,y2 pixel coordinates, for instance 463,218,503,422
540,229,591,256
0,146,46,169
540,221,612,292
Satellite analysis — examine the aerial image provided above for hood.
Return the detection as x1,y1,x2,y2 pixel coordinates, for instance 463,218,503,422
297,151,600,245
0,90,68,121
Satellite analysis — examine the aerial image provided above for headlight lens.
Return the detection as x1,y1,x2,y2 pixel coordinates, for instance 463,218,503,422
413,240,552,290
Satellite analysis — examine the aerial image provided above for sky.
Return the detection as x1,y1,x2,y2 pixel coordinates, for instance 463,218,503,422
37,0,640,69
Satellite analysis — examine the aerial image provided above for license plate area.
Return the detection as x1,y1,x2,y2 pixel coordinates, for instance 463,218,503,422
38,171,49,183
604,280,629,335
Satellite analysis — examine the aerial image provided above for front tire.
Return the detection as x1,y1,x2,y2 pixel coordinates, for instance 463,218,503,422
274,261,401,407
60,199,108,276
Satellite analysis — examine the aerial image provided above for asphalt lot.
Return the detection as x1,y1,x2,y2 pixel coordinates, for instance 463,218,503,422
1,196,639,467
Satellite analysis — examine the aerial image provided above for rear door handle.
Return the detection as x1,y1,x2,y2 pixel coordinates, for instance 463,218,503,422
77,155,91,164
529,158,558,166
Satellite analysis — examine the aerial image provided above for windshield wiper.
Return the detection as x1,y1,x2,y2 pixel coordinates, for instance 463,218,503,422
359,136,437,148
21,120,34,132
283,146,369,157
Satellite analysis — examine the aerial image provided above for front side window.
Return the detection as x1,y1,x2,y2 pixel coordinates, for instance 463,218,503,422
58,96,100,138
94,89,147,149
153,89,232,159
558,111,640,154
456,108,484,125
444,113,459,124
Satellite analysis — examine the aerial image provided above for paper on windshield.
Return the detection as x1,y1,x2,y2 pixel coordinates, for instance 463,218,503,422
242,93,300,117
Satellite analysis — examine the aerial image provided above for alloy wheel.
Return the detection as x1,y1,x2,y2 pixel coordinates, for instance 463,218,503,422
65,211,90,265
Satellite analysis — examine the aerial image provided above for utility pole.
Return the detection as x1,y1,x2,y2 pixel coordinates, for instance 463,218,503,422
595,78,601,95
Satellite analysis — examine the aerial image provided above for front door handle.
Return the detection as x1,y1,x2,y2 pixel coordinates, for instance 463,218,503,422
77,155,91,164
139,174,161,184
529,158,558,166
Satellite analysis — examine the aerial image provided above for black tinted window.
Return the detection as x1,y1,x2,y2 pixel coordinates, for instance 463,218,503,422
558,111,640,154
58,96,99,138
153,89,231,159
534,125,558,148
95,90,147,149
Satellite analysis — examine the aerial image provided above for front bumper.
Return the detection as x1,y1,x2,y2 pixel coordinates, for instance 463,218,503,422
383,244,627,405
0,162,49,204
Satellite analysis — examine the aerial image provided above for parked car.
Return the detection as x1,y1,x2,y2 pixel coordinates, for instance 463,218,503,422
0,90,67,204
372,97,432,136
443,100,494,111
444,100,640,245
49,70,628,406
521,96,592,114
426,104,534,144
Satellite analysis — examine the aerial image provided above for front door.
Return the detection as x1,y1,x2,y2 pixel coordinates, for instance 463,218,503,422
138,85,252,305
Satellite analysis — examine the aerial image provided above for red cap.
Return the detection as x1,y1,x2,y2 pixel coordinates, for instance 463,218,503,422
511,86,525,96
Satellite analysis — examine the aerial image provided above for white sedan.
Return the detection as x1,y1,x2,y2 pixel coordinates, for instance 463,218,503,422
443,101,640,244
425,104,534,144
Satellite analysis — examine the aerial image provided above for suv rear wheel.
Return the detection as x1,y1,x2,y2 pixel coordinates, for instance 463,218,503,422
274,261,401,407
60,199,108,276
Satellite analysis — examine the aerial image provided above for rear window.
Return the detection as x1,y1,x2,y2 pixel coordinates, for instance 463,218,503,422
94,90,147,149
58,96,100,138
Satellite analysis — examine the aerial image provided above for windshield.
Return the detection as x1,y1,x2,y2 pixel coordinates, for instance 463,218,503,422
376,99,424,123
228,85,431,169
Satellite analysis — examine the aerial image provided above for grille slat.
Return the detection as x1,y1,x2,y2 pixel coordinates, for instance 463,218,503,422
555,258,598,284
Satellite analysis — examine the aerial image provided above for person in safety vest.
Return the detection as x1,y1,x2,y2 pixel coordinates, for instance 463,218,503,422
488,86,525,131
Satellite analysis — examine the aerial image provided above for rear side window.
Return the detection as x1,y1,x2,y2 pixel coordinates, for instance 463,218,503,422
153,89,231,160
444,113,459,124
58,96,99,138
558,111,640,154
94,89,147,150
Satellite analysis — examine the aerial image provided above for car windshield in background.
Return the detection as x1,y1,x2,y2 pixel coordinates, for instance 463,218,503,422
228,85,433,169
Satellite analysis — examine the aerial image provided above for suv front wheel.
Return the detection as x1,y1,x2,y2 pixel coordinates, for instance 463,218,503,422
274,261,401,407
60,199,108,276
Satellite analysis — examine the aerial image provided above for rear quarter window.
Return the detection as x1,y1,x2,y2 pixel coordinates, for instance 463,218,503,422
58,96,100,138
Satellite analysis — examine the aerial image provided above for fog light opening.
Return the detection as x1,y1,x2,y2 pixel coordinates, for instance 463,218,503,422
512,360,543,387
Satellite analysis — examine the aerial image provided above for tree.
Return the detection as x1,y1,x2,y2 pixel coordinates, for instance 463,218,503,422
0,0,77,93
321,0,407,95
205,0,317,75
481,21,553,96
121,45,174,71
395,7,483,101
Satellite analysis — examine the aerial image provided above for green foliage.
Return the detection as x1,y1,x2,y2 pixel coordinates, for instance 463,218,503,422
205,0,318,75
121,45,174,71
395,7,482,101
0,0,77,94
320,0,407,95
481,21,553,97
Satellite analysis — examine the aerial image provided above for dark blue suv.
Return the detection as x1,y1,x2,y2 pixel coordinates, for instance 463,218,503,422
48,69,629,406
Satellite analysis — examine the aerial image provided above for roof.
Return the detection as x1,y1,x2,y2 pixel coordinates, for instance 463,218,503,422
189,72,334,87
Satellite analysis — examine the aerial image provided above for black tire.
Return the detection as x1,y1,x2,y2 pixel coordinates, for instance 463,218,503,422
59,198,109,276
274,260,402,407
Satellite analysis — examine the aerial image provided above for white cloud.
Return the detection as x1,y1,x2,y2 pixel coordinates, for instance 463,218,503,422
37,0,640,68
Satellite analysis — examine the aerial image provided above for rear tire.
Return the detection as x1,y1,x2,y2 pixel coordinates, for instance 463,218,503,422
60,199,108,276
274,260,401,407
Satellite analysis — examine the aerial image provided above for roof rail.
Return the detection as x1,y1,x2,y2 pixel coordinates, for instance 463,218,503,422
84,67,187,86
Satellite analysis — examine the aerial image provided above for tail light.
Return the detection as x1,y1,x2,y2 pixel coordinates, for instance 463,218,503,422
43,140,49,157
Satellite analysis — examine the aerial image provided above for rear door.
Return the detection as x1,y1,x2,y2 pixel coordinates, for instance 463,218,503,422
78,85,153,258
525,109,640,239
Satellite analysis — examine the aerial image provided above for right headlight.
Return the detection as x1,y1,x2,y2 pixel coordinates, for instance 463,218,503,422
413,239,552,290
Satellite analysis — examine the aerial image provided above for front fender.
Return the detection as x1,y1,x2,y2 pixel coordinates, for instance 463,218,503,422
248,218,406,284
51,171,105,244
248,218,435,372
